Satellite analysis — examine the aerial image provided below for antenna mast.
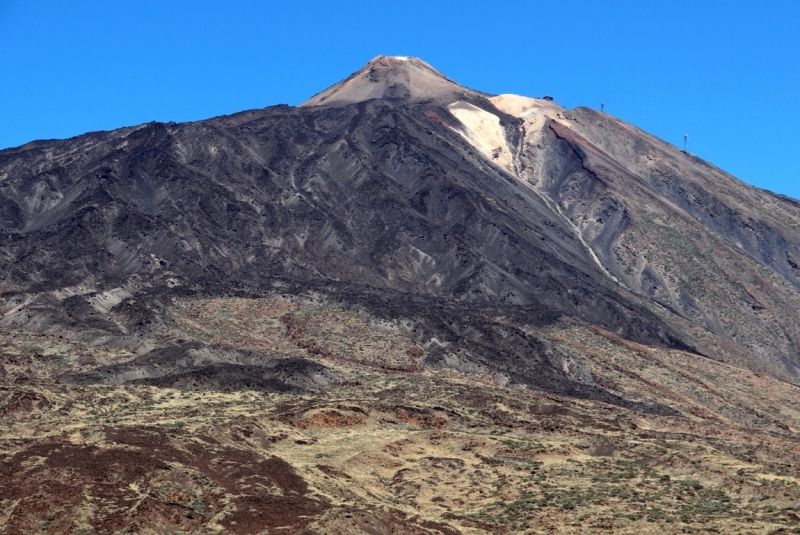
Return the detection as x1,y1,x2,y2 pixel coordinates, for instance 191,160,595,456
601,102,605,113
684,134,689,152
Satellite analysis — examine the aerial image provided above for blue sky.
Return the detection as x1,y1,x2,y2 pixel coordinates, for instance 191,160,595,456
2,1,799,197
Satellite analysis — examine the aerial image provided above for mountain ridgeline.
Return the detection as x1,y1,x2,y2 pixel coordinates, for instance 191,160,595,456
2,55,800,405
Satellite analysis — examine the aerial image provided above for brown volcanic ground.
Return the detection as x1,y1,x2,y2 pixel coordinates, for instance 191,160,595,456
3,56,800,533
4,296,800,534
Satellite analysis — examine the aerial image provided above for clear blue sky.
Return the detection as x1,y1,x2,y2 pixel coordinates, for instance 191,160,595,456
2,1,799,198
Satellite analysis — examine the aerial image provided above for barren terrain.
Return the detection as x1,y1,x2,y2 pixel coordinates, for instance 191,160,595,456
3,56,800,533
4,296,800,533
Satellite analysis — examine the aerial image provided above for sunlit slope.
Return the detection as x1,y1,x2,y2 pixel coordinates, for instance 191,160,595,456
484,96,800,380
4,296,800,533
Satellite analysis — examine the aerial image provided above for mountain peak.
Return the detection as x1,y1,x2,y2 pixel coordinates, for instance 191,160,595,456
300,55,483,107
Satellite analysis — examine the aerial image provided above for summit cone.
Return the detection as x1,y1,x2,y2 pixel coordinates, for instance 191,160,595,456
300,55,486,107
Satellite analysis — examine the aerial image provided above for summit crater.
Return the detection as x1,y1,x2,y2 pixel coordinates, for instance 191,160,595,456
300,55,488,107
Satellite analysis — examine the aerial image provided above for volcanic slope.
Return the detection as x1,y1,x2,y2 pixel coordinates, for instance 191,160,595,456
4,55,800,532
4,298,800,534
3,56,800,384
0,56,701,402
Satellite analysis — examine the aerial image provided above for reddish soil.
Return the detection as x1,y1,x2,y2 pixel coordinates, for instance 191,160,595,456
310,410,365,427
0,426,329,534
0,388,51,416
396,407,447,429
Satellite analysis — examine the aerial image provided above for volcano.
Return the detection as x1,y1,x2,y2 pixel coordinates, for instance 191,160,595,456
5,55,800,534
301,55,486,107
3,55,800,386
